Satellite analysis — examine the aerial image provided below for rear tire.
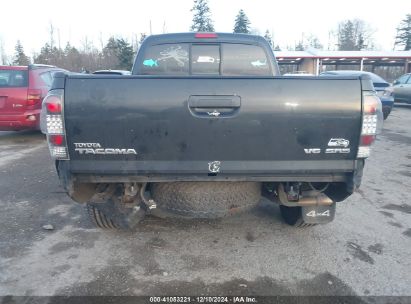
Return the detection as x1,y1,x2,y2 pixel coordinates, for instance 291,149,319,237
279,205,317,228
383,108,391,120
87,204,118,229
86,198,145,230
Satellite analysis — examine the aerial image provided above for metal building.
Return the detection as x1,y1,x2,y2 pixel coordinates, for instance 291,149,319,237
275,49,411,81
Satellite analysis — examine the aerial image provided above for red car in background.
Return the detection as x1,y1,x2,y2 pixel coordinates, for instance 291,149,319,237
0,64,66,131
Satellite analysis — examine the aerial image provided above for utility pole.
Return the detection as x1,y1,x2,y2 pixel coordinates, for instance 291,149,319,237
99,32,104,51
58,28,61,50
49,22,55,49
327,31,332,50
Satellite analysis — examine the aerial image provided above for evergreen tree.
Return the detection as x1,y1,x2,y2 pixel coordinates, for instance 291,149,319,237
295,41,305,51
357,33,365,50
190,0,215,32
34,43,61,65
139,33,147,45
33,42,65,67
33,43,52,64
116,38,134,70
273,45,281,51
102,37,134,70
337,19,372,50
292,34,323,51
13,40,30,65
395,14,411,51
233,9,251,34
139,33,147,50
338,20,356,50
103,37,121,69
264,30,273,47
64,42,82,71
306,34,323,49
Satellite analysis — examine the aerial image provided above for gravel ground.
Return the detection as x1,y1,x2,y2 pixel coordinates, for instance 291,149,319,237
0,105,410,299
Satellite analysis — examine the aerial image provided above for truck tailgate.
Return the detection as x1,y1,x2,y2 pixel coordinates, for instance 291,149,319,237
64,76,362,177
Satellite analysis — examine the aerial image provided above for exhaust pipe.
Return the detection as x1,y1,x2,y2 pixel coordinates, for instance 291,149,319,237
277,184,333,207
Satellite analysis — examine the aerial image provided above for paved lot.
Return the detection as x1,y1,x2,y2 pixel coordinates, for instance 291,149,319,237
0,106,410,298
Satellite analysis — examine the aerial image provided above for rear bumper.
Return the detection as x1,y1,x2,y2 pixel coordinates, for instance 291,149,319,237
73,173,350,183
0,110,40,131
64,160,359,183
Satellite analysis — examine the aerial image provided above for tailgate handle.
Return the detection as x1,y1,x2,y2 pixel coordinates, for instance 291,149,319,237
188,95,241,118
188,95,241,108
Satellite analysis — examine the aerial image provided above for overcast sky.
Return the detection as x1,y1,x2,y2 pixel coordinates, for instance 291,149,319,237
1,0,410,57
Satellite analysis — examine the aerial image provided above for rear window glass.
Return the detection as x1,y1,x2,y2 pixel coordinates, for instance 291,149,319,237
192,45,220,75
0,70,28,87
373,82,389,88
139,43,270,76
40,72,53,87
222,44,270,76
367,73,387,84
396,74,410,84
140,43,189,75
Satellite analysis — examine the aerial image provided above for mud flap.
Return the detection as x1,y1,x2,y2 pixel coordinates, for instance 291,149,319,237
302,203,336,224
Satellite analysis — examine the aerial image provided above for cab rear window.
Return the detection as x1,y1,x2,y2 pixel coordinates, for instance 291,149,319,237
222,44,270,76
0,70,28,87
192,44,220,75
139,43,270,76
140,44,189,75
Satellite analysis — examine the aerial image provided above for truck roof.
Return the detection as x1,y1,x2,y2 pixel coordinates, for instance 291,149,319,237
143,32,269,45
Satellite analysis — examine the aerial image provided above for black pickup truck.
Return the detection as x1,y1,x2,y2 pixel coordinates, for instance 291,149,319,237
44,33,383,229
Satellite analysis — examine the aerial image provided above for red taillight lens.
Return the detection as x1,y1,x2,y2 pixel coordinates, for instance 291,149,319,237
49,134,64,146
45,95,62,113
363,102,376,114
361,135,375,146
195,33,218,38
27,89,42,106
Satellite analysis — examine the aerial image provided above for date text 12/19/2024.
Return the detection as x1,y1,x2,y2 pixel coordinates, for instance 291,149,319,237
149,296,257,303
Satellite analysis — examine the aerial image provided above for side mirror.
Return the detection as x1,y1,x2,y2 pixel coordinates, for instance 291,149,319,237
393,80,400,85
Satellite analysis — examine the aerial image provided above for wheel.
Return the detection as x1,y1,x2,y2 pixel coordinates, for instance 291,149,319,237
151,182,261,218
383,108,391,120
87,203,117,229
86,198,145,230
279,205,317,227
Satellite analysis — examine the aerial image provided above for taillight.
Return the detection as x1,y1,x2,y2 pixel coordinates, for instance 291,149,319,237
195,33,218,38
45,95,62,113
44,89,69,160
357,92,383,158
27,89,42,106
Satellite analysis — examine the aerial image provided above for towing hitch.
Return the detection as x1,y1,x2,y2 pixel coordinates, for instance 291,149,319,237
277,183,334,207
277,183,336,224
